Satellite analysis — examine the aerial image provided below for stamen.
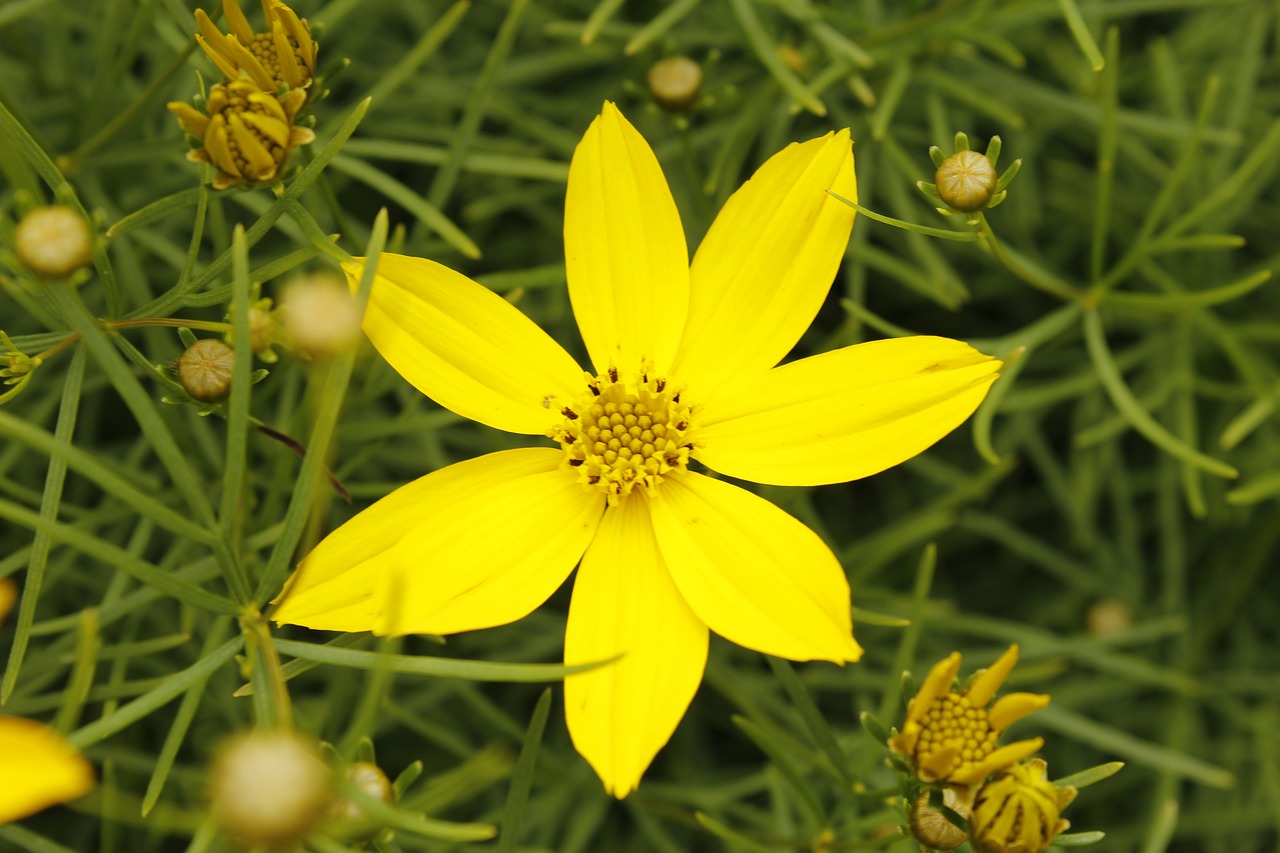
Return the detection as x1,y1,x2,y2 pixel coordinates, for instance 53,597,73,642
549,368,694,503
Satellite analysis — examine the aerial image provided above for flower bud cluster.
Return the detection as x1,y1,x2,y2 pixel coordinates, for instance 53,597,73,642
167,0,319,190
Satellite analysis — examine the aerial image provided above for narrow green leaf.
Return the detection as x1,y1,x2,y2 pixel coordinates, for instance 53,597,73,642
217,226,254,601
68,636,244,749
107,189,201,237
731,715,826,824
1083,310,1237,478
329,156,480,258
496,689,551,853
829,193,978,241
1057,0,1106,71
53,608,100,733
693,813,780,853
1039,705,1234,789
768,658,854,784
1090,28,1119,281
1055,831,1108,846
1105,270,1271,311
1054,761,1124,789
365,1,470,107
581,0,625,45
429,0,527,207
625,0,701,55
269,638,614,682
729,0,826,116
2,346,85,704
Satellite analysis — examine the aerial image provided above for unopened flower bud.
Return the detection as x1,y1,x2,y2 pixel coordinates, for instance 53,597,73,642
970,759,1076,853
647,57,702,113
909,790,970,850
935,150,997,213
328,761,394,823
281,274,361,358
208,729,332,848
176,339,235,403
14,205,93,278
1085,599,1133,635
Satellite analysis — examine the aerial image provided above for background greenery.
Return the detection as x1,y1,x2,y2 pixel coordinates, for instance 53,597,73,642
1,0,1278,850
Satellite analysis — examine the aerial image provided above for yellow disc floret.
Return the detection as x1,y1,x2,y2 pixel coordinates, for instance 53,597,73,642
551,367,694,503
913,691,1000,781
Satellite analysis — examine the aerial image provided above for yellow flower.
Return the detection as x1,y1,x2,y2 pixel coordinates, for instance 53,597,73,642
168,79,315,190
890,645,1049,786
272,102,1001,797
195,0,317,92
970,759,1076,853
0,581,95,824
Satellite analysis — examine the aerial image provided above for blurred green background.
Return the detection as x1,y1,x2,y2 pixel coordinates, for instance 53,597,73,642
1,0,1278,851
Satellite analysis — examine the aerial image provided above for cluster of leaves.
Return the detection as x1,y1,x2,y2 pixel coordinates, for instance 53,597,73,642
1,1,1277,851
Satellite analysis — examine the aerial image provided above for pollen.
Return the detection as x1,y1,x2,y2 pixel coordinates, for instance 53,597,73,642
912,692,999,780
550,367,694,503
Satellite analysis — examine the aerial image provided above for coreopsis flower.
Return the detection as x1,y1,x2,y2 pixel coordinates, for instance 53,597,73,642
169,79,314,190
272,102,1001,796
970,759,1076,853
196,0,317,93
891,645,1049,787
0,581,95,823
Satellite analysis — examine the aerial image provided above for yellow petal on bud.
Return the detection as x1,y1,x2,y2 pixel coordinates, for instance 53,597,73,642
918,744,960,782
229,113,277,180
240,111,290,148
203,115,240,178
988,692,1050,731
966,644,1019,707
168,101,210,137
223,0,256,44
951,737,1044,786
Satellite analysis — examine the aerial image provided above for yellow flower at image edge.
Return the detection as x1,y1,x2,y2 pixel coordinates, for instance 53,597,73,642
0,581,94,823
891,645,1050,785
271,102,1002,797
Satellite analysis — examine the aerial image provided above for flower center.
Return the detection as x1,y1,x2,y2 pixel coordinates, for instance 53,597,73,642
250,33,311,89
550,367,694,503
913,691,999,779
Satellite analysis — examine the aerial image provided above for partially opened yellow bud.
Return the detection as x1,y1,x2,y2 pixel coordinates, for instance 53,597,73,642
970,759,1076,853
168,79,314,190
889,645,1049,786
208,729,332,847
195,0,318,92
14,205,93,279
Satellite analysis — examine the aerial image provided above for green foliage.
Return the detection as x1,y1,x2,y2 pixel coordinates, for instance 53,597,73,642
2,1,1278,851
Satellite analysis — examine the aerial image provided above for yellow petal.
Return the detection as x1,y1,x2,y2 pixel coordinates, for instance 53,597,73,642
272,23,303,88
694,336,1001,486
988,692,1050,731
0,577,15,624
648,473,861,662
204,116,239,177
907,652,961,729
228,112,276,180
271,449,603,635
167,101,210,137
670,130,855,401
345,254,586,435
565,498,708,798
564,102,688,376
224,0,256,44
0,716,94,823
968,643,1020,707
239,110,290,148
917,744,958,782
950,737,1044,785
